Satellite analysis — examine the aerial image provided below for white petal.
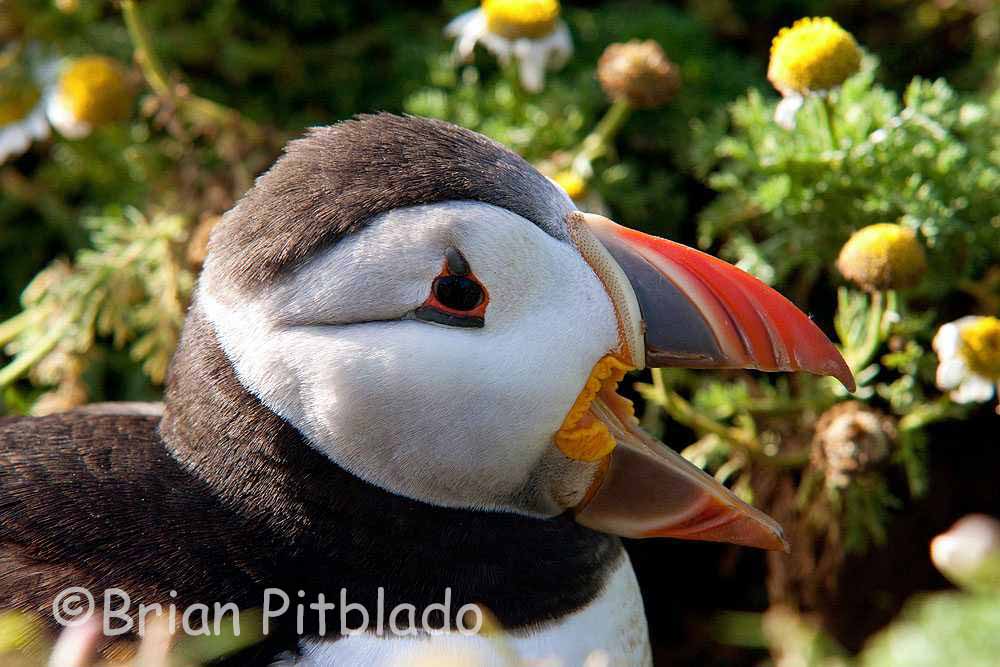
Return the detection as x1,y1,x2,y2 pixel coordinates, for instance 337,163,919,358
453,31,481,63
933,321,962,358
444,9,481,37
479,31,514,65
774,94,804,130
0,92,51,163
936,357,969,390
25,106,51,140
35,57,62,89
0,129,29,163
544,22,573,68
47,94,91,139
48,617,103,667
951,374,996,404
449,11,488,63
513,42,547,92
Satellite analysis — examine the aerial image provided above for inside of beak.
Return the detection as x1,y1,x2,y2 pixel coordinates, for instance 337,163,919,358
575,385,788,552
555,354,787,551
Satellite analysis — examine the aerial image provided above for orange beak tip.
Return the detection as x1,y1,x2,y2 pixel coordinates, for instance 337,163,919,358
642,509,789,552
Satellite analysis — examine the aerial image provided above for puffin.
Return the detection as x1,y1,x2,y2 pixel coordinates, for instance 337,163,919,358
0,114,853,666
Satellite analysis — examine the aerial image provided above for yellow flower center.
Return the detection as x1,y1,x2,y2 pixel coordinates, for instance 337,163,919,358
0,83,39,126
768,17,861,95
58,55,131,126
482,0,560,40
554,170,587,200
836,223,927,291
554,355,634,462
959,317,1000,380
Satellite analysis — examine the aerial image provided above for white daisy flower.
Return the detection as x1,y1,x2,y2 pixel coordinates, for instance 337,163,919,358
0,59,51,164
445,0,572,93
932,315,1000,405
46,55,132,139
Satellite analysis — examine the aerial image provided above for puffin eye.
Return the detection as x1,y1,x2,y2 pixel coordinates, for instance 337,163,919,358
433,275,483,312
414,250,489,328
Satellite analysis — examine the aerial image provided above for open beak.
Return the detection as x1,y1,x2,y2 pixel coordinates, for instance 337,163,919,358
564,213,854,552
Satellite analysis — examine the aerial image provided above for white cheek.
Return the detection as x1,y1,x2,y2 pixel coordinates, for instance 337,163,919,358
202,201,620,514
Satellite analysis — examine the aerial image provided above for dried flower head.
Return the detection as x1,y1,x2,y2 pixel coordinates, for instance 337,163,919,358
597,40,680,109
811,401,895,490
836,223,927,291
768,17,861,97
47,55,132,139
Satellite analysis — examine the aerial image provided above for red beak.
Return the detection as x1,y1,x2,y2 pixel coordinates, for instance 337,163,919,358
583,214,854,390
567,213,853,552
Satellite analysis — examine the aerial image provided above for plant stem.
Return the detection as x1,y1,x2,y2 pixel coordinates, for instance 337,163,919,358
769,450,813,469
120,0,172,98
120,0,261,137
0,326,63,388
576,99,632,167
847,290,886,375
0,310,32,348
648,370,761,454
819,95,839,150
644,369,814,469
899,397,960,431
593,99,633,149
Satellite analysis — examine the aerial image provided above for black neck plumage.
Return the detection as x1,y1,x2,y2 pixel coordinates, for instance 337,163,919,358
159,304,621,632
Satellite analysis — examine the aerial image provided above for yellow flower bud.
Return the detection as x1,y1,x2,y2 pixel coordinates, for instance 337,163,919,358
768,17,861,96
836,223,927,291
56,55,132,128
553,170,587,200
481,0,560,40
959,316,1000,381
597,40,680,109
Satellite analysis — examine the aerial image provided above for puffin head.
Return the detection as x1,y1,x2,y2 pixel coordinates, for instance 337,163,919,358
197,114,853,551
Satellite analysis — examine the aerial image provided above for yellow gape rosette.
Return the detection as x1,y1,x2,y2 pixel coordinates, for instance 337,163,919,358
554,355,635,461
